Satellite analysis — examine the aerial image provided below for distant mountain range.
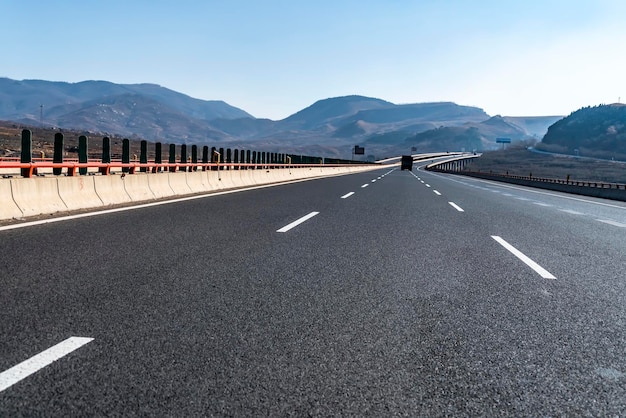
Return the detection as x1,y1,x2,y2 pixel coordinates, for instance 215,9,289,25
0,77,562,159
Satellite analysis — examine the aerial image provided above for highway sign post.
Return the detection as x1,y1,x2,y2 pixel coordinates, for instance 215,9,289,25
353,145,364,160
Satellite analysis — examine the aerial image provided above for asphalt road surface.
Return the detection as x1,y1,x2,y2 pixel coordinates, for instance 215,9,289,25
1,165,626,416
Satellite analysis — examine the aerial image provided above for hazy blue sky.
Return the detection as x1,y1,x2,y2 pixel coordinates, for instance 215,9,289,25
3,0,625,120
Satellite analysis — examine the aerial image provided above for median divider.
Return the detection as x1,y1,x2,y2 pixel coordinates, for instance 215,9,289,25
57,176,103,211
206,171,224,190
147,173,174,198
0,181,23,220
123,174,156,202
241,169,255,186
185,171,209,193
93,175,132,206
10,177,67,217
218,170,236,189
167,172,192,195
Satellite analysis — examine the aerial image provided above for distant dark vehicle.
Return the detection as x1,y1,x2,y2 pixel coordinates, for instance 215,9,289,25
400,155,413,170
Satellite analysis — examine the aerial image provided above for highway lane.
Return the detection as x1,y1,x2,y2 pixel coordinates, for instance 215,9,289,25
1,166,626,416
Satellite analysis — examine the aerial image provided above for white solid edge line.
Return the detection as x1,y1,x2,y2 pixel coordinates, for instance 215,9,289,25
597,219,626,228
433,190,442,196
491,236,556,279
361,184,369,188
448,202,464,212
341,192,355,199
559,209,584,215
0,336,94,393
277,211,320,233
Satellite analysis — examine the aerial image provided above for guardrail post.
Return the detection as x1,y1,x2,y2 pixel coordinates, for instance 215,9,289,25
20,129,33,178
180,144,188,172
101,137,111,175
191,145,198,172
219,148,224,170
211,147,217,170
202,146,209,171
140,140,148,172
79,135,88,175
168,144,176,172
53,132,64,176
52,132,63,176
122,138,130,173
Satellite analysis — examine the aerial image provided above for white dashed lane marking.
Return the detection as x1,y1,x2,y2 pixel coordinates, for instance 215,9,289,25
448,202,464,212
491,236,556,280
0,337,94,393
277,212,320,233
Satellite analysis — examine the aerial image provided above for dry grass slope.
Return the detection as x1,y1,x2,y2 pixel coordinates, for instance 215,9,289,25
466,145,626,184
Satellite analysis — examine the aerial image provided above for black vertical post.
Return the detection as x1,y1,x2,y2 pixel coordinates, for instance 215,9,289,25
202,146,209,171
211,147,217,170
226,148,232,170
155,142,162,173
180,144,187,172
78,135,88,175
53,132,64,176
219,148,224,170
191,145,198,171
169,143,176,172
20,129,32,178
101,137,111,175
122,138,130,173
140,140,148,172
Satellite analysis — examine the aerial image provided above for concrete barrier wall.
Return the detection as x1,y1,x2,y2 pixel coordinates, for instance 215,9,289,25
218,170,236,189
0,181,24,220
10,177,67,217
239,168,255,186
206,171,224,190
123,174,156,202
0,165,384,221
58,176,103,211
93,175,132,206
147,173,174,198
167,172,192,195
185,171,209,193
